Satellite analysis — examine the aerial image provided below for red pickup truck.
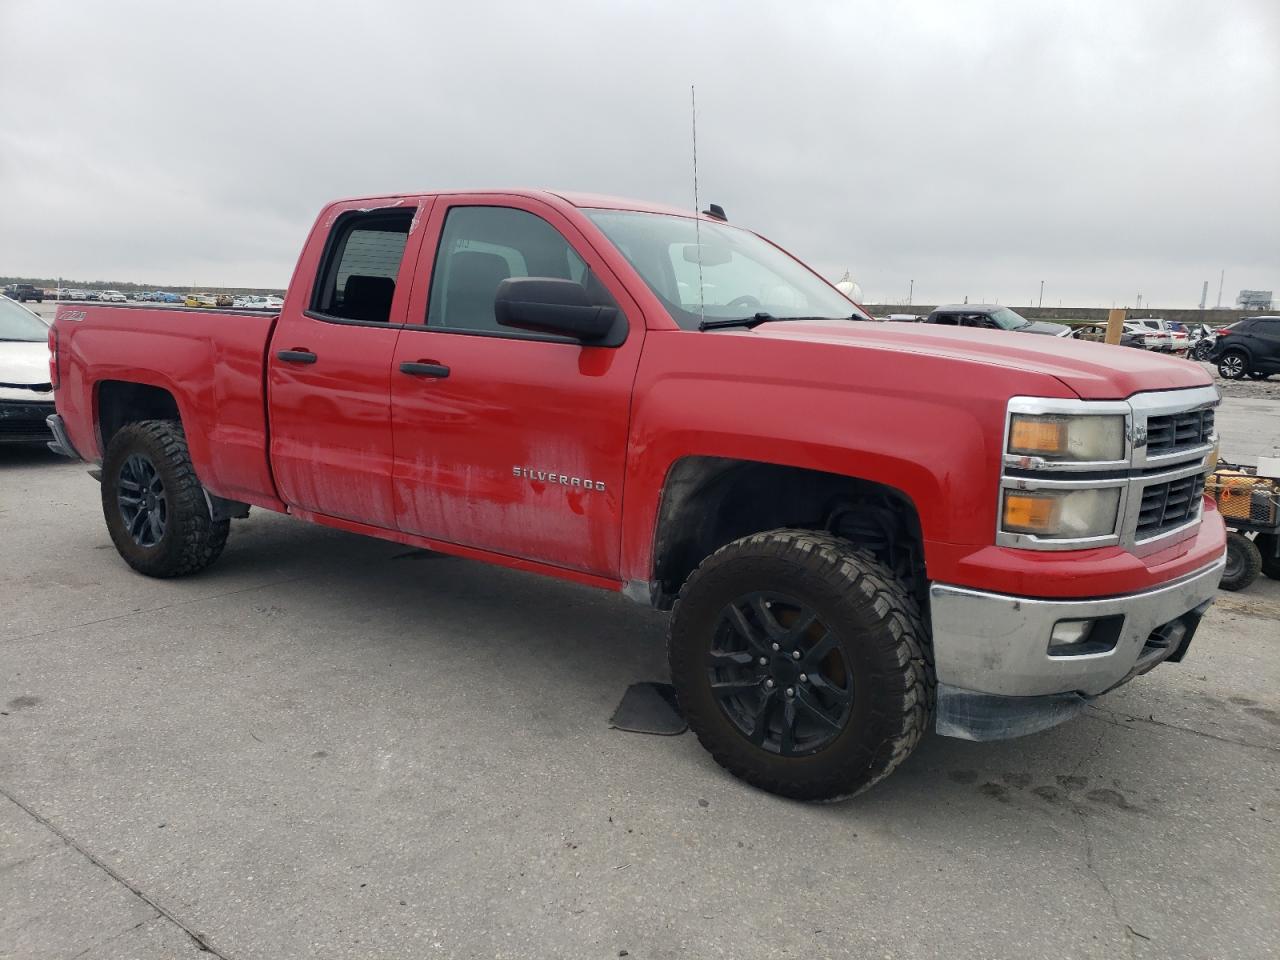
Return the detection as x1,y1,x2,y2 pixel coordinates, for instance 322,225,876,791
47,190,1226,800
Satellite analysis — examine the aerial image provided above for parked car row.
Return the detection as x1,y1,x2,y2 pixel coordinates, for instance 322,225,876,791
19,288,286,306
868,308,1278,383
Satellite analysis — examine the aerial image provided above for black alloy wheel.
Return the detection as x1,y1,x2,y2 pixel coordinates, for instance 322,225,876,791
669,529,932,801
707,591,852,757
101,419,230,577
116,453,168,547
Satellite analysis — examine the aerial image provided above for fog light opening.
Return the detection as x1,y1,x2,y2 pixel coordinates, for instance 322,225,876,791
1049,619,1095,656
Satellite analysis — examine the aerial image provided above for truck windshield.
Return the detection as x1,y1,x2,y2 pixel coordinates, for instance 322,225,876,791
0,297,49,341
988,307,1032,331
585,209,867,330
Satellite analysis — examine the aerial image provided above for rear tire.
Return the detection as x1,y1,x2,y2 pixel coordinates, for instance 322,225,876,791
101,420,230,578
668,529,933,802
1220,531,1261,591
1218,351,1248,380
1256,534,1280,581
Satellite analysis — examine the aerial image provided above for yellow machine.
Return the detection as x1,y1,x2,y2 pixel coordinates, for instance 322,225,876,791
1206,469,1279,525
1206,463,1280,590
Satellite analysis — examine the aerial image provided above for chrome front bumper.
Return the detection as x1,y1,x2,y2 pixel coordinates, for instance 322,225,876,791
929,556,1224,740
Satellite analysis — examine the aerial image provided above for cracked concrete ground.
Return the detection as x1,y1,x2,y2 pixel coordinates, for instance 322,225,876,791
2,439,1278,960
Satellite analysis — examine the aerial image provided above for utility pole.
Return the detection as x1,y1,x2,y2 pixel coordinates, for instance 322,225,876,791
1039,280,1044,308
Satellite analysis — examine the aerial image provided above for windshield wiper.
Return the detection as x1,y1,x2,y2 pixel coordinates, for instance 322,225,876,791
698,312,780,331
698,313,861,332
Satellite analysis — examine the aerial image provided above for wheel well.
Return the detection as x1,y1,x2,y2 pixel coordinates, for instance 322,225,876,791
650,457,927,611
97,381,180,452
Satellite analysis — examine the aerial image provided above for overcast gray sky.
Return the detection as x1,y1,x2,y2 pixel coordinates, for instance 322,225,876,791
1,0,1276,306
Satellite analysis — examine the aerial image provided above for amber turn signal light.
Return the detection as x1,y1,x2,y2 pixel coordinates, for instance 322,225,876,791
1003,493,1060,534
1008,416,1067,456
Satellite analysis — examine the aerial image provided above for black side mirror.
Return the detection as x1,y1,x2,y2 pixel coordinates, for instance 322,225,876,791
494,278,623,346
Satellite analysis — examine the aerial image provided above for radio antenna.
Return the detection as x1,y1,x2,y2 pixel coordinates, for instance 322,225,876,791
691,84,705,324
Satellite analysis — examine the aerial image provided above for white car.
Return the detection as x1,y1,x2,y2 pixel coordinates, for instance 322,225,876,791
0,296,54,444
100,290,128,303
1124,320,1168,351
1126,318,1185,353
233,295,284,310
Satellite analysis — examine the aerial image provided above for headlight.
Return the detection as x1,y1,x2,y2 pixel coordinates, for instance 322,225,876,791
1008,413,1125,462
1001,487,1122,539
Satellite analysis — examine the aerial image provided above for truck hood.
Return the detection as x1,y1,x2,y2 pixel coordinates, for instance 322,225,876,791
748,319,1212,400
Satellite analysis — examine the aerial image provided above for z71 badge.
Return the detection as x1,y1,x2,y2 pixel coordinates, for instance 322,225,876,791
513,466,605,492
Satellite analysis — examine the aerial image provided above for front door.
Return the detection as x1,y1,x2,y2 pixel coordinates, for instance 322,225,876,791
1252,318,1280,373
268,202,424,529
390,196,645,577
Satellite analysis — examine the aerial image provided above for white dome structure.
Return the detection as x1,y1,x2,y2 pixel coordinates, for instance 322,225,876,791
834,270,863,303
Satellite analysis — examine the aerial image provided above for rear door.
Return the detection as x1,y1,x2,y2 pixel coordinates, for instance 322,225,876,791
267,200,428,528
389,195,645,577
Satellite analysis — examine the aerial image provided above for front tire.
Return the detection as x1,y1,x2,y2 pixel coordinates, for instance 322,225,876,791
101,420,230,578
1220,531,1261,592
669,529,933,801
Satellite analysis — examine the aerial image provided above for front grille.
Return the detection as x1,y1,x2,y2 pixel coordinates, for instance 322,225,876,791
1146,408,1214,457
1136,472,1205,538
0,400,55,443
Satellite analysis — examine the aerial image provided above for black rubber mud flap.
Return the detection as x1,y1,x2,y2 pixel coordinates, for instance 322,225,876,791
609,682,688,736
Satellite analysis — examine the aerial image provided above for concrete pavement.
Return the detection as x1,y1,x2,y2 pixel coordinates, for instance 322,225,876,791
2,443,1278,960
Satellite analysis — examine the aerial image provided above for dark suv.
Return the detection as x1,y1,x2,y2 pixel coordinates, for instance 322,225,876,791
924,304,1071,337
1207,316,1280,380
3,283,44,303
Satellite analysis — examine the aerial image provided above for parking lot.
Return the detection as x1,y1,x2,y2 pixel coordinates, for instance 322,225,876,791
1,389,1277,960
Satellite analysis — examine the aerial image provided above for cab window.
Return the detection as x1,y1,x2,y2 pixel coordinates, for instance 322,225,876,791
311,209,413,324
426,206,610,335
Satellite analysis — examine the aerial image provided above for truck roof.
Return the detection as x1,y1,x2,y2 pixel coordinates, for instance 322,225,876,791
328,189,699,219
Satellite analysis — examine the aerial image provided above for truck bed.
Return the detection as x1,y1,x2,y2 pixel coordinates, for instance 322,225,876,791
53,303,284,510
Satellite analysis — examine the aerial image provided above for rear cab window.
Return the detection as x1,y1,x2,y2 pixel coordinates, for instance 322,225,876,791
310,209,414,324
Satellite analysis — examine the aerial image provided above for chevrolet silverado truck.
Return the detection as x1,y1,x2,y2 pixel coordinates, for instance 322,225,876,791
47,190,1226,800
